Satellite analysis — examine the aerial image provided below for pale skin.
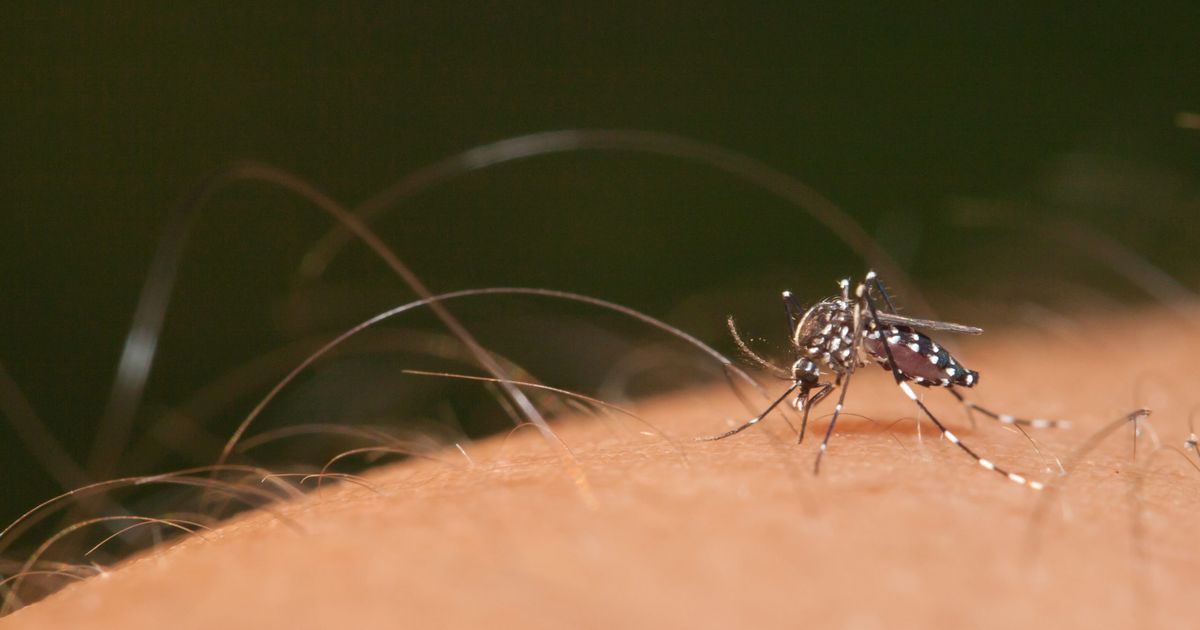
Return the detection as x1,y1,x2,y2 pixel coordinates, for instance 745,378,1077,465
3,309,1199,629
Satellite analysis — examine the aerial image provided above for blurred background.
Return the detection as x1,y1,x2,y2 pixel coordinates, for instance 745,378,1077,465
1,5,1198,534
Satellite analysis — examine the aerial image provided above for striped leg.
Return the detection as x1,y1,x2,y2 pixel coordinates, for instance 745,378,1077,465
862,271,1045,490
782,290,805,334
946,387,1072,430
697,380,804,442
795,381,834,444
812,373,854,474
812,290,863,474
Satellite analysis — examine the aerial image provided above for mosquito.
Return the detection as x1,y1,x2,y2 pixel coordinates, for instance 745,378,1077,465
702,271,1069,490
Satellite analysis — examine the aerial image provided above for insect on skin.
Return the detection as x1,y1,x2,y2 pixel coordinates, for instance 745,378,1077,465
704,271,1070,490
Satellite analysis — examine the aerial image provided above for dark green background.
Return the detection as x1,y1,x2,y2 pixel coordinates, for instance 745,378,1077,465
2,5,1198,530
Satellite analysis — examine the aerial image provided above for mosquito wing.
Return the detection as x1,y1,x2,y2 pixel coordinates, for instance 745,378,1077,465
874,312,984,335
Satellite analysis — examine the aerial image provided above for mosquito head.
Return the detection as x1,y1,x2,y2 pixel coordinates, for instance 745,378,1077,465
791,358,820,384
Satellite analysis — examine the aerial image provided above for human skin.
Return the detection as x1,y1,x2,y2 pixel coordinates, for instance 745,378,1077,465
3,309,1199,629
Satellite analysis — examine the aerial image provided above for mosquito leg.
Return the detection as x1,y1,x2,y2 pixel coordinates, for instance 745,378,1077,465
795,382,833,444
697,380,804,442
812,296,861,474
900,383,1045,489
861,271,1044,490
812,370,855,474
945,387,1072,430
782,291,805,334
870,273,899,313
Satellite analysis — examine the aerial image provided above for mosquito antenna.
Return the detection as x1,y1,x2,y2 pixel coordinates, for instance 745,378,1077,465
726,317,790,379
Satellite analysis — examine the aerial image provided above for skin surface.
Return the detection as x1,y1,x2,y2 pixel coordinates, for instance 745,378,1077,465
3,309,1199,629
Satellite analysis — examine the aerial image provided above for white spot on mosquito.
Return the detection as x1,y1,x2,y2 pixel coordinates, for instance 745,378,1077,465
1030,419,1051,428
808,347,819,355
822,323,833,335
944,430,960,444
999,414,1016,424
1008,473,1027,485
964,373,975,385
840,348,851,359
907,342,920,352
830,338,841,350
899,382,917,400
1029,481,1045,491
888,335,901,344
928,355,940,364
945,367,956,376
930,343,940,353
910,333,920,341
979,459,995,471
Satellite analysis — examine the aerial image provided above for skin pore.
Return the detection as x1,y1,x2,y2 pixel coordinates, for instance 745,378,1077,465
3,308,1198,629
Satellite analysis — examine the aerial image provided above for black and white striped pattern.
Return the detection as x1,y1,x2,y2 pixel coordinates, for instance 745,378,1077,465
704,270,1067,490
